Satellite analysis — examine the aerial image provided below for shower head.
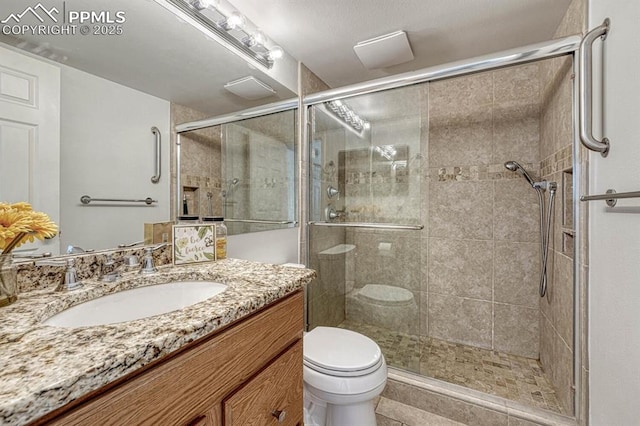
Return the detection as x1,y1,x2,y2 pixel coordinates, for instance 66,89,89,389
504,161,536,187
222,178,240,198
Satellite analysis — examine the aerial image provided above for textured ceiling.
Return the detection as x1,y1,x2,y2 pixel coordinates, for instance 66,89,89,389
228,0,573,88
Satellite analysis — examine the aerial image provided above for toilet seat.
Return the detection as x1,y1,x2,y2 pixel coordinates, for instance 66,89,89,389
357,284,414,306
304,327,382,377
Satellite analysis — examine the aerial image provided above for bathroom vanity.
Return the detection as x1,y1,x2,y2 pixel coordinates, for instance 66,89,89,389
0,259,314,425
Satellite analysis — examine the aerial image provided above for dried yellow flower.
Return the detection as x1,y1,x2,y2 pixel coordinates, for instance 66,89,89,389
0,202,58,251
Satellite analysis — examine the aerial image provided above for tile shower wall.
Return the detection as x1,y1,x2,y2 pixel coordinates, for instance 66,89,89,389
538,0,585,415
223,114,295,234
311,65,546,360
427,64,542,358
170,103,222,219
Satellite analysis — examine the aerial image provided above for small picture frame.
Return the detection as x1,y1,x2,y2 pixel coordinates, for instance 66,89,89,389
172,224,216,265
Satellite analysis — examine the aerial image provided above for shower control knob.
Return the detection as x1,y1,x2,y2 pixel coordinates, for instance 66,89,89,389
271,409,286,422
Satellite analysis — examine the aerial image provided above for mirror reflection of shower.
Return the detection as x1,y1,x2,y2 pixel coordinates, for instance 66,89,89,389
504,161,557,297
222,178,240,218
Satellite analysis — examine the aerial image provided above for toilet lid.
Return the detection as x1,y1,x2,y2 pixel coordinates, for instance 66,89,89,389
358,284,414,306
304,327,383,377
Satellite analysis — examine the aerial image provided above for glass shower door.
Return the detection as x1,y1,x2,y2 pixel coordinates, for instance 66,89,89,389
307,84,426,373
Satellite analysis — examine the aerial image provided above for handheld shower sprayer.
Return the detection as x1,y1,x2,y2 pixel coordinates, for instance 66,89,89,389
504,160,557,298
504,161,536,187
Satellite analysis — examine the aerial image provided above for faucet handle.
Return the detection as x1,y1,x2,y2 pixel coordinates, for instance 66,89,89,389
140,247,158,274
36,258,82,291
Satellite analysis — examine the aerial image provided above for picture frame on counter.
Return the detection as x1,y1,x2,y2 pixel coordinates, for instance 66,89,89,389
172,224,216,265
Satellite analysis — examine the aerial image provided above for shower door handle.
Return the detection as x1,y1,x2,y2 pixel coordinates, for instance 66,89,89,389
578,18,610,156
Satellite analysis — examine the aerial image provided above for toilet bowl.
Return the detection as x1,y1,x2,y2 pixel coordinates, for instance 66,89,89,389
303,326,387,426
346,284,418,334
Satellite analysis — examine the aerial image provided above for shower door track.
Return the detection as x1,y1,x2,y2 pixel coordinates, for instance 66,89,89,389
303,35,581,106
309,221,423,230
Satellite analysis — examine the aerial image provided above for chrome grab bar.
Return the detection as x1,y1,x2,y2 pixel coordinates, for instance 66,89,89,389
225,219,297,225
579,18,610,156
580,189,640,207
80,195,157,205
151,126,161,183
309,221,423,230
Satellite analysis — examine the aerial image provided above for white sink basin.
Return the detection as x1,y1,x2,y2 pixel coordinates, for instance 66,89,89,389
43,281,227,328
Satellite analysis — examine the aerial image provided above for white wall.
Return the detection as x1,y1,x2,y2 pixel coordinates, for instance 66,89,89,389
588,1,640,424
227,227,298,264
60,67,170,251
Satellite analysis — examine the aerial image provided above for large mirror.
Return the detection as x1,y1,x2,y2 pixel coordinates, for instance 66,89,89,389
177,107,297,236
0,0,298,255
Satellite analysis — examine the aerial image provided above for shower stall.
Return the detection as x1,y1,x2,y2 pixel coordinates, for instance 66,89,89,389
303,36,583,419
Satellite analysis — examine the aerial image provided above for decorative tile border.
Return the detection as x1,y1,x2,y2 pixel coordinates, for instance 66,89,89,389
541,145,572,177
428,163,540,182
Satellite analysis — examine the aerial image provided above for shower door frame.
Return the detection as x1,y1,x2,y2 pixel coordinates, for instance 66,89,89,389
302,35,586,422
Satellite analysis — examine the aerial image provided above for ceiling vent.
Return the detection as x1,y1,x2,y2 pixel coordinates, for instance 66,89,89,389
224,76,276,100
353,30,414,69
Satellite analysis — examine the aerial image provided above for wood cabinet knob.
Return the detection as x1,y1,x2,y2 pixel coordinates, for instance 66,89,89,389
186,415,207,426
271,409,286,422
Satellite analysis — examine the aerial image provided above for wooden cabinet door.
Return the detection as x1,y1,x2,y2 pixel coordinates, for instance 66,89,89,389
223,340,303,425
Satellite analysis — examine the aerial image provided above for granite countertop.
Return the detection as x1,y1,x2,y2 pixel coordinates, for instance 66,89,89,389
0,259,315,425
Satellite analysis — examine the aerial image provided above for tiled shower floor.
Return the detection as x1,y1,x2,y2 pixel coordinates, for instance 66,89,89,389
338,320,565,415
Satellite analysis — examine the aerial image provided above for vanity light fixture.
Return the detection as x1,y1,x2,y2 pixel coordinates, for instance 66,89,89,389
161,0,282,69
324,100,370,136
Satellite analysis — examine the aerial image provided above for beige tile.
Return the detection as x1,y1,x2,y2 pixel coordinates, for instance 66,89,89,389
429,108,493,167
429,293,492,349
428,238,493,300
552,253,574,350
494,242,540,307
353,232,422,293
554,0,586,38
382,380,508,426
376,397,466,426
539,312,555,376
429,72,493,120
375,413,403,426
494,179,540,243
494,64,540,104
420,290,429,338
507,416,542,426
494,303,539,358
554,335,575,415
429,181,493,240
493,100,540,166
553,60,574,156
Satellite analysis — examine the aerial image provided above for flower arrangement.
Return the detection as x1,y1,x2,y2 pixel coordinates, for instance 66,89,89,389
0,202,58,254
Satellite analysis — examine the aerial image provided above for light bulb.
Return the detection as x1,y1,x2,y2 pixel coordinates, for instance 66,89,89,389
223,11,245,30
267,46,284,61
252,30,267,46
191,0,218,10
243,30,267,48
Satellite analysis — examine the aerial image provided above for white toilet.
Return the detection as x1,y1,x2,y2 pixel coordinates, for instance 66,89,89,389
303,326,387,426
347,284,418,334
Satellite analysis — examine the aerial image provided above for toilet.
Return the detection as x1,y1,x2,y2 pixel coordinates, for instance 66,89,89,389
347,284,418,334
303,326,387,426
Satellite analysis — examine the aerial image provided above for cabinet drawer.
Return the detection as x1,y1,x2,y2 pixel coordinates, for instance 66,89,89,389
42,292,303,426
223,340,303,425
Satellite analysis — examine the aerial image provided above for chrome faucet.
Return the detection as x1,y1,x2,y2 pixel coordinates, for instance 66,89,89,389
100,253,120,282
36,258,83,291
66,245,94,254
140,243,167,275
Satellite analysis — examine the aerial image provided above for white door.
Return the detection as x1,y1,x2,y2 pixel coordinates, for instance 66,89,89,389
0,45,60,254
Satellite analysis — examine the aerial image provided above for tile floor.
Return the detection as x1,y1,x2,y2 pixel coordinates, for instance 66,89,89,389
340,320,564,415
375,397,466,426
